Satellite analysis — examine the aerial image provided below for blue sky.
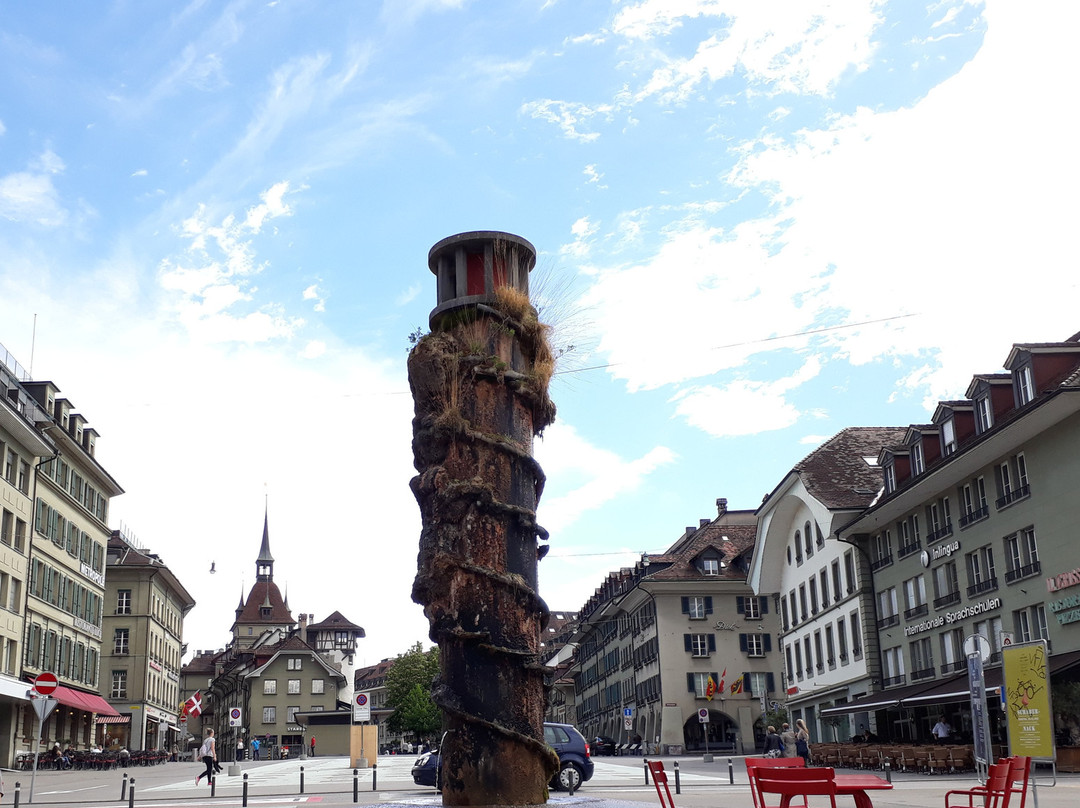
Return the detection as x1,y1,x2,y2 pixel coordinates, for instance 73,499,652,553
2,1,1077,666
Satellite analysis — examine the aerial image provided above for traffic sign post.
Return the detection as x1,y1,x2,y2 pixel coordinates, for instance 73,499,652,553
353,692,371,767
30,672,61,803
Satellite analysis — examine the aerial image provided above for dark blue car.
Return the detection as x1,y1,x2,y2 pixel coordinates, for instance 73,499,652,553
411,722,594,791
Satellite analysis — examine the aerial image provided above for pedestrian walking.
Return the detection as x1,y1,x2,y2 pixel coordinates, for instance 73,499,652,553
251,737,261,761
195,729,217,787
780,723,797,758
310,735,316,757
795,718,812,764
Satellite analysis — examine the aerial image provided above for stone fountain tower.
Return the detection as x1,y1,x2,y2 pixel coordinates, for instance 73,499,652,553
408,231,557,805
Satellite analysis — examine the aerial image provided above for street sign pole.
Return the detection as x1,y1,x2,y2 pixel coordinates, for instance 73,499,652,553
29,694,59,804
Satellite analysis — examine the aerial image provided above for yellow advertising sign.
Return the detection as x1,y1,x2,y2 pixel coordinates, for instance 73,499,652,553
1001,640,1054,759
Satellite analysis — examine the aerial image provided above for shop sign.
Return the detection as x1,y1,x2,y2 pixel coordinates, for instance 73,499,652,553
167,671,180,682
288,725,304,732
149,660,162,672
905,597,1001,636
74,617,102,640
1049,591,1080,626
80,562,106,586
1046,566,1080,593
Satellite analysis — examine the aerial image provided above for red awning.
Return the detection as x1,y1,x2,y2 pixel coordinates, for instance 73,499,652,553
51,685,120,716
96,715,130,724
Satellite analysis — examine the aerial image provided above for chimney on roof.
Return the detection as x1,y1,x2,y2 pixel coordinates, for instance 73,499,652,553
685,526,695,537
717,498,728,515
298,613,308,632
700,518,710,528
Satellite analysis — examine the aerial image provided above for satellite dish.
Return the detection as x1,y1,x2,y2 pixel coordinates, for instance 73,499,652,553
963,634,991,661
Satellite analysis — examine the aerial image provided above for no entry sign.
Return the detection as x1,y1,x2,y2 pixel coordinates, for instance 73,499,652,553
34,672,59,695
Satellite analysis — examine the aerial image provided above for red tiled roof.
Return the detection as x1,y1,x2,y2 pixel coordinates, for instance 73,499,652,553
234,580,294,625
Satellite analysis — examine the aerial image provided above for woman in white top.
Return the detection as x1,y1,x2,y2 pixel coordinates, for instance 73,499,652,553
195,729,217,787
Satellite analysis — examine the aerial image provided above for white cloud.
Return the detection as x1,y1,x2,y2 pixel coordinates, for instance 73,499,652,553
520,99,614,142
670,357,822,437
244,181,292,232
302,283,326,312
396,282,422,306
560,216,598,258
534,423,677,534
618,0,886,99
131,169,149,177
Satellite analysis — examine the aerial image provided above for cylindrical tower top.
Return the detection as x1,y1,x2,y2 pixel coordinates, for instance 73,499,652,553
427,230,536,329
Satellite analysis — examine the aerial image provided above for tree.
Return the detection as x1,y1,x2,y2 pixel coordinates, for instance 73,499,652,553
385,642,440,739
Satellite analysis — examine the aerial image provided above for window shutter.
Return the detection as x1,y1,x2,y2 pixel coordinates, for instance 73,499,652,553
705,596,714,615
687,673,695,693
764,634,772,653
736,597,745,614
708,634,716,652
744,671,753,696
760,596,769,614
767,672,775,692
684,634,692,652
739,633,748,652
681,596,690,614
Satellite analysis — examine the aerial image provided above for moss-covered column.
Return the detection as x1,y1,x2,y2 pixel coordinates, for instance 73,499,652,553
409,232,558,806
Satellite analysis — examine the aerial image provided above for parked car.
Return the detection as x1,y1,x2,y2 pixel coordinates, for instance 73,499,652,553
591,735,619,756
411,722,594,791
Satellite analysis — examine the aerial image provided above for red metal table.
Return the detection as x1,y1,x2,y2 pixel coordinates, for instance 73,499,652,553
834,773,894,808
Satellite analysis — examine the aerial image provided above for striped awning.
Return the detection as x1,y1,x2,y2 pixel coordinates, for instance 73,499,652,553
96,715,131,724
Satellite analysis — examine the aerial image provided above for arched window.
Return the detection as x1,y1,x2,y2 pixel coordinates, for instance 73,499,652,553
794,531,803,564
805,522,814,557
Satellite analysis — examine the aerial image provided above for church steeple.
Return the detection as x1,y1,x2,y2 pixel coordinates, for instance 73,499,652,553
256,508,274,582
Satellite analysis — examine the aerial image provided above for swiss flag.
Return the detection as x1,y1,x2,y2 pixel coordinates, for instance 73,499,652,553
184,691,203,717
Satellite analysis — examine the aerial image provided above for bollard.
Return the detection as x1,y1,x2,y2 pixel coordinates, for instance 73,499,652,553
674,760,681,795
211,773,216,798
729,757,735,785
128,778,136,808
568,772,576,797
121,772,128,800
372,762,378,792
354,767,359,802
300,764,305,794
13,781,20,808
884,759,892,783
243,772,249,807
644,758,650,785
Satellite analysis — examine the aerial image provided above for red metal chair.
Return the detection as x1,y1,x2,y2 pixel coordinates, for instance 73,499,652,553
945,760,1012,808
755,766,838,808
746,756,809,808
647,759,675,808
971,756,1031,808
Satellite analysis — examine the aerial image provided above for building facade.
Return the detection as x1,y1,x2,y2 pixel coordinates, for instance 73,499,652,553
750,427,907,741
19,379,123,753
101,529,195,751
0,346,53,766
568,499,781,755
830,331,1080,750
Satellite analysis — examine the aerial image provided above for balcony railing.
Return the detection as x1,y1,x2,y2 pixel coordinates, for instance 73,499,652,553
904,603,929,620
1005,560,1042,584
877,614,900,629
870,554,894,572
941,660,967,675
926,523,954,543
959,505,989,528
967,577,999,598
996,484,1031,510
898,541,922,559
883,674,907,687
934,591,961,609
911,667,935,681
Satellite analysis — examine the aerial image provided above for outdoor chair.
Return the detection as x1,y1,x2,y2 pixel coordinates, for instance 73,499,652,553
945,760,1012,808
971,756,1031,808
756,765,838,808
647,759,675,808
746,756,810,808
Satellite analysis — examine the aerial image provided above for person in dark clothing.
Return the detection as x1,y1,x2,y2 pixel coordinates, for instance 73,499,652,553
762,726,784,757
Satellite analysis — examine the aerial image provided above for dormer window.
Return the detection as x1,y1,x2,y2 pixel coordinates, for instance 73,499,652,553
912,443,925,475
942,419,957,456
976,396,993,433
884,463,896,494
1017,365,1035,405
702,558,720,576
